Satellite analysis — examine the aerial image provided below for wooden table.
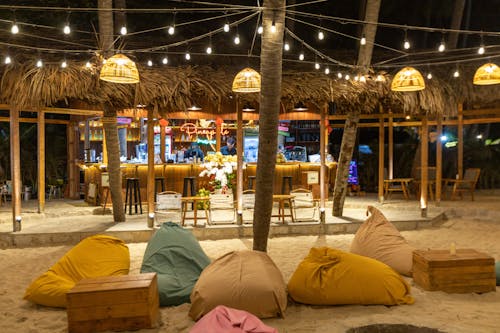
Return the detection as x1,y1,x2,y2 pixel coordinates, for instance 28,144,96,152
383,178,413,200
272,194,295,223
181,196,209,227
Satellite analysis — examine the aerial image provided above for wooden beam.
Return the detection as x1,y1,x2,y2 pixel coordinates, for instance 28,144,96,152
0,104,102,116
10,107,22,231
38,111,45,213
0,117,69,124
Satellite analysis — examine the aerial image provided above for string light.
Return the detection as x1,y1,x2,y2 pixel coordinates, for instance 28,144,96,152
168,12,176,35
206,35,213,54
61,60,67,68
324,67,330,74
360,34,366,45
185,52,191,60
360,75,366,82
223,23,230,32
478,45,485,54
284,41,290,51
11,22,19,34
63,11,71,34
85,61,91,68
438,33,445,52
403,29,410,49
298,52,304,60
427,72,432,79
314,62,320,70
120,26,127,35
337,72,342,78
147,60,153,66
162,56,168,64
234,34,240,45
318,30,324,40
36,59,43,67
4,56,12,64
257,25,263,34
270,20,276,33
453,69,460,77
345,74,350,80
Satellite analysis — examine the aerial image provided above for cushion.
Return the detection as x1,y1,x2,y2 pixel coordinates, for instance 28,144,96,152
288,247,414,306
141,222,210,306
24,235,130,308
350,206,415,276
189,305,278,333
496,262,500,286
189,250,287,321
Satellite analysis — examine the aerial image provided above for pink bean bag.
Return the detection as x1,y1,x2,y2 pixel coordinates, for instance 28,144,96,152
190,305,277,333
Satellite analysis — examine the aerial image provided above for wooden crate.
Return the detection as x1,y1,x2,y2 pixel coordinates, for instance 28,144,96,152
413,249,496,294
66,273,160,333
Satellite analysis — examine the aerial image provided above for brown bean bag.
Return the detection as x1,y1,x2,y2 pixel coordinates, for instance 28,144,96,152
189,250,287,320
350,206,415,276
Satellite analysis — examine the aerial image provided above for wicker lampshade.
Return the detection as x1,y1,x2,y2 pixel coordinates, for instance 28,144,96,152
232,67,261,93
390,66,425,92
473,63,500,85
99,54,139,84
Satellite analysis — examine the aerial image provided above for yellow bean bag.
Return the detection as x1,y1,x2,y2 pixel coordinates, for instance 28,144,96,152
288,247,414,306
24,235,130,308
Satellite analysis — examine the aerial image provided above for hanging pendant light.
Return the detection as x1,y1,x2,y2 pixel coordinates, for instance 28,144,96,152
232,67,261,93
242,102,256,111
473,63,500,85
390,66,425,92
99,53,139,84
293,101,308,111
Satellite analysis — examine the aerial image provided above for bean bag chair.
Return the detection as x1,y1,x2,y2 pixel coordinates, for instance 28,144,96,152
288,247,414,306
190,305,278,333
141,222,210,306
496,262,500,286
24,235,130,308
189,250,287,320
350,206,415,276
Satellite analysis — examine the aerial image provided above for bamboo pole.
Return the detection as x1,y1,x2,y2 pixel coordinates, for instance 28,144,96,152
319,104,326,223
378,114,385,203
436,116,443,205
38,110,46,213
388,110,394,179
10,107,22,231
147,107,155,228
457,103,464,179
420,116,429,217
236,97,243,225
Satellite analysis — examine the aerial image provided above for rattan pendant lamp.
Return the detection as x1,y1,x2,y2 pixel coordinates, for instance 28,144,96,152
232,67,261,93
390,66,425,91
473,63,500,85
99,53,140,84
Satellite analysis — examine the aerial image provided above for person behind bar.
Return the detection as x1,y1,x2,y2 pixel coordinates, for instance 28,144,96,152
221,136,237,155
186,142,204,161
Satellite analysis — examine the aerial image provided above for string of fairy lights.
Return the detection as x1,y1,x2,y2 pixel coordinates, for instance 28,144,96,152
0,1,499,82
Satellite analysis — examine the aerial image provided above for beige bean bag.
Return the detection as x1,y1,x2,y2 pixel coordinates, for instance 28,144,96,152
350,206,415,276
288,247,414,306
189,250,287,320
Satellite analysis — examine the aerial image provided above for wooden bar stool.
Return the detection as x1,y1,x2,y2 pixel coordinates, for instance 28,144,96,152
247,176,256,190
183,177,197,209
124,178,142,215
154,177,165,202
281,176,293,194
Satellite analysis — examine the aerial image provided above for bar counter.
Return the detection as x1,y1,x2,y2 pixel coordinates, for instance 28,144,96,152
80,162,337,206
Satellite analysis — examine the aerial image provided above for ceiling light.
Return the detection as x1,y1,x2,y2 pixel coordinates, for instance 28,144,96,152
390,66,425,91
293,102,308,111
403,40,410,49
345,74,350,80
188,104,202,111
232,67,261,93
453,70,460,77
337,72,342,79
473,63,500,85
242,103,256,112
99,53,139,84
11,23,19,34
360,75,366,82
85,61,91,68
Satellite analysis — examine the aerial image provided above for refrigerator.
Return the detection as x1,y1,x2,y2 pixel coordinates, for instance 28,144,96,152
154,133,172,161
243,128,259,162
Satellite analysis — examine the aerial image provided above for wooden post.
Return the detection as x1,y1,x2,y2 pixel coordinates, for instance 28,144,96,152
420,116,429,217
216,117,222,152
10,107,22,231
160,123,166,163
236,97,244,224
319,104,327,223
378,113,385,203
147,107,155,228
67,119,79,200
388,110,394,179
457,103,464,179
102,124,108,165
436,115,443,206
38,110,46,213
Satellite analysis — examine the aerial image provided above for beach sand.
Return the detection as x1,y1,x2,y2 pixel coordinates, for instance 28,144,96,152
1,217,499,333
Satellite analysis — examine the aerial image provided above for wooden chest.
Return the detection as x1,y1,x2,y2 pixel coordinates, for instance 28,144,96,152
66,273,160,333
413,249,496,294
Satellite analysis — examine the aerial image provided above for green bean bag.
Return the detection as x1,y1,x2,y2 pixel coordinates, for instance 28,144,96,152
141,222,210,306
24,235,130,308
496,262,500,285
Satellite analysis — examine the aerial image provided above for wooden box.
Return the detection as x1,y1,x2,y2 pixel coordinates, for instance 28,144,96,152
66,273,160,333
413,249,496,294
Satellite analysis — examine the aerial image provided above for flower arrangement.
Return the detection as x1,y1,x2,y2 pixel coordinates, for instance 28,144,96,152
199,152,237,193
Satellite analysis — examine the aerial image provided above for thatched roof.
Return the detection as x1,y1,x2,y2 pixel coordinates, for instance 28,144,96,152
1,61,498,118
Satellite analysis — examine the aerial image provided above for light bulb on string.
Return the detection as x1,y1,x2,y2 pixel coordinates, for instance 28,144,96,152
360,75,366,82
168,12,176,35
403,29,410,49
185,52,191,60
478,45,485,54
315,62,320,70
257,25,263,34
11,22,19,34
324,67,330,75
4,56,12,64
234,34,240,45
206,46,212,54
345,74,350,80
299,52,304,61
270,19,276,33
162,56,168,64
427,72,432,79
223,23,230,32
147,60,153,67
438,34,446,52
85,61,91,68
354,75,359,81
453,68,460,77
120,26,127,35
284,41,290,51
318,30,324,40
36,59,43,67
360,35,366,45
61,60,67,68
63,23,71,35
337,72,342,79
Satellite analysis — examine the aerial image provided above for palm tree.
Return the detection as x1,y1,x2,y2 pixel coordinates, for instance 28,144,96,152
253,0,286,252
98,0,125,222
333,0,381,216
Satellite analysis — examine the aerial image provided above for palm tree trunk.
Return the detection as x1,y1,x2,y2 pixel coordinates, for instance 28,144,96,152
253,0,285,252
332,0,381,216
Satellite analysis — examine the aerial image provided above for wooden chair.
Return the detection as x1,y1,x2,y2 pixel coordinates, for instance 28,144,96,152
208,193,236,224
155,191,182,224
241,189,255,224
444,168,481,201
290,188,319,222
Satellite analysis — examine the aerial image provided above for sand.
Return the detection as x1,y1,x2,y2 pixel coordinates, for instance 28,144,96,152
1,217,499,333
